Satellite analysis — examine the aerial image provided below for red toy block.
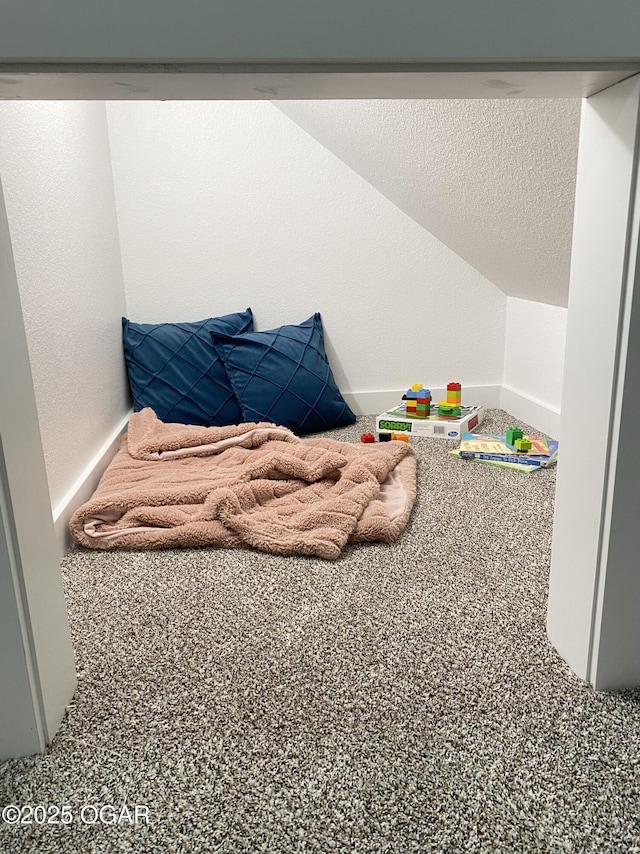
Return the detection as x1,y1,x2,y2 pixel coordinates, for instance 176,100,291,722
360,433,375,443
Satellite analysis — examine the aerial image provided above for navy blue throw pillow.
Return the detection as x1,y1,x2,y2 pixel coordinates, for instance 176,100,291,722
212,313,356,435
122,309,253,426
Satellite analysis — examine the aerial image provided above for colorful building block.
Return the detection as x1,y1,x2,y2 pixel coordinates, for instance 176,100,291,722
360,433,375,443
392,432,409,442
379,432,392,442
406,384,430,399
405,384,431,417
446,381,462,406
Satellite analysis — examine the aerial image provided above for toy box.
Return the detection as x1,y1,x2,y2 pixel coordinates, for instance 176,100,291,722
376,403,485,440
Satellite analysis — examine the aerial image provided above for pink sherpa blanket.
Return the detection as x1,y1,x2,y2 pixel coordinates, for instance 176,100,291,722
70,408,417,560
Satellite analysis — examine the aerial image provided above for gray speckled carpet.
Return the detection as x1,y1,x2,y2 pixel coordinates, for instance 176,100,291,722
2,410,640,854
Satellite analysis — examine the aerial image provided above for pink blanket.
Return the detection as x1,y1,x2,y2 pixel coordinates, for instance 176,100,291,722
70,408,417,560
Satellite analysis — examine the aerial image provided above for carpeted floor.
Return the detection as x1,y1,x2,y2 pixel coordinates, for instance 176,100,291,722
1,410,640,854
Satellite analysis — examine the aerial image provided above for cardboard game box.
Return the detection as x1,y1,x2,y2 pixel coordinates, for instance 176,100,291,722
375,403,485,440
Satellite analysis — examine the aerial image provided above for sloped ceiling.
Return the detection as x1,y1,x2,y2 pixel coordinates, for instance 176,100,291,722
275,99,581,307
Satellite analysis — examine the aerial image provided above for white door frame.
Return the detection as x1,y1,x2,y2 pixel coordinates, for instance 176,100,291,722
2,67,640,759
547,75,640,690
0,178,76,760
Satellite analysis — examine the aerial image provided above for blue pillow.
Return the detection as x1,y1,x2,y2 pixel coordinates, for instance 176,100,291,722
212,313,356,435
122,309,253,426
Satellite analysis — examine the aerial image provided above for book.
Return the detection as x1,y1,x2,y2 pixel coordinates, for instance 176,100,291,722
456,439,559,468
459,431,551,456
448,450,543,473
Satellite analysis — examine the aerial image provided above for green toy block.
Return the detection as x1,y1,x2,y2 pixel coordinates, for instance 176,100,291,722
506,427,523,446
437,403,461,417
514,437,532,452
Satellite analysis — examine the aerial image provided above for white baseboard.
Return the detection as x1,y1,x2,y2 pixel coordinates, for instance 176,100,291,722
500,385,561,438
344,384,502,416
52,412,131,561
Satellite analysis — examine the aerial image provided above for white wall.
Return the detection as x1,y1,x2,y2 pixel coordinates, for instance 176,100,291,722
0,102,130,544
107,100,506,409
277,99,580,307
501,297,566,437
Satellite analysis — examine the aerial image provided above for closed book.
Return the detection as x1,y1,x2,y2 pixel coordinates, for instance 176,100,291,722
457,439,559,468
449,450,544,473
459,432,551,456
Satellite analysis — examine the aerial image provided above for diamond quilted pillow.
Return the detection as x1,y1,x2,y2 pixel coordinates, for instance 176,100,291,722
122,309,253,426
211,312,356,435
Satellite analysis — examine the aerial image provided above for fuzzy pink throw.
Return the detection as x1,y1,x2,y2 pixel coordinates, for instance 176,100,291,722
69,408,417,560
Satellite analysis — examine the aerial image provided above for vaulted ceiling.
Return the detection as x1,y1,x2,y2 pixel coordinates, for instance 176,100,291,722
276,99,581,307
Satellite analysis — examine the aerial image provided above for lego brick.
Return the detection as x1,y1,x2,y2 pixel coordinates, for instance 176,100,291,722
514,437,532,452
360,433,375,443
506,427,524,446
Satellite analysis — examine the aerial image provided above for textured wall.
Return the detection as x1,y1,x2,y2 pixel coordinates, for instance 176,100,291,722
0,102,130,510
106,100,506,398
277,99,581,307
503,297,567,412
